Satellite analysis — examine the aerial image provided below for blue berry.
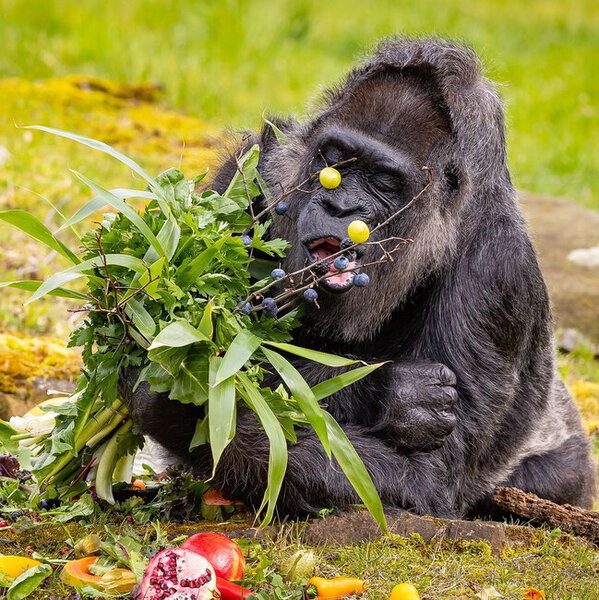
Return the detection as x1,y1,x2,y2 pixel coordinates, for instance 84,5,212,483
237,301,252,315
39,498,59,510
271,268,286,280
304,289,318,302
313,261,330,276
262,297,278,317
241,234,252,246
353,273,370,287
333,256,349,270
274,202,288,215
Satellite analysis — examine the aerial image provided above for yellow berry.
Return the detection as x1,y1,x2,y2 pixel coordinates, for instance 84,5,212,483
388,583,420,600
319,167,341,189
347,220,370,244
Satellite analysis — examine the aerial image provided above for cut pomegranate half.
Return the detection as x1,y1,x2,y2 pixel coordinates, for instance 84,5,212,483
139,548,218,600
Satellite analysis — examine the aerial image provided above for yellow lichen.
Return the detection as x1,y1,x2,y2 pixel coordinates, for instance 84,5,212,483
0,330,80,393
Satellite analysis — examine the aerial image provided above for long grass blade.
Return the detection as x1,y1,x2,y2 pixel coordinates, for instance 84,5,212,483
311,363,386,401
0,209,79,264
74,171,164,258
213,329,261,386
25,253,148,304
237,371,287,527
26,125,169,213
208,356,236,476
324,412,387,532
263,341,361,367
56,189,156,232
0,280,87,300
261,347,330,457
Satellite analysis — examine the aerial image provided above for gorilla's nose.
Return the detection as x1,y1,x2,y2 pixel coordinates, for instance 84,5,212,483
320,193,362,218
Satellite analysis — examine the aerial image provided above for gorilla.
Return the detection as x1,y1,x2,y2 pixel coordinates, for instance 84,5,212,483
121,37,596,519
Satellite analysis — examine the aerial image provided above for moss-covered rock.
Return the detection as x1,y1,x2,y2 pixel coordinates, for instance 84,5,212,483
0,330,80,418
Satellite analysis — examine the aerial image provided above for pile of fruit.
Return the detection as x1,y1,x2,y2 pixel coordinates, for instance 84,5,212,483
0,530,423,599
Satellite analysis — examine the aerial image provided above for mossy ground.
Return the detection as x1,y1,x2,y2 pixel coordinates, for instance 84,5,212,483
0,518,598,599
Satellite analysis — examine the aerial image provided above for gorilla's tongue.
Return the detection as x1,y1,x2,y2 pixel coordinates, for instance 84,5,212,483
311,239,357,288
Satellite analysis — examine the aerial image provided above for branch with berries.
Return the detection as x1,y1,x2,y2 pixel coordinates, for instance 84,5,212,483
235,164,434,317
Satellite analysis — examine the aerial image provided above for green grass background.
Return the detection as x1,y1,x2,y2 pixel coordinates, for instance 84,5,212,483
1,0,598,209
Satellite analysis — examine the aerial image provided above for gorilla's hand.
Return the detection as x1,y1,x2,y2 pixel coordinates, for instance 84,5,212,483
118,368,203,460
370,362,457,451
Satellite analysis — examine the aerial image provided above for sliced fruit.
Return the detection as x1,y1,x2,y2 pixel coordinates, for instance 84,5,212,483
140,548,218,600
60,556,102,590
0,556,43,578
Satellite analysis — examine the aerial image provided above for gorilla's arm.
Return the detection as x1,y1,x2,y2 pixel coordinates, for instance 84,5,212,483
119,373,456,518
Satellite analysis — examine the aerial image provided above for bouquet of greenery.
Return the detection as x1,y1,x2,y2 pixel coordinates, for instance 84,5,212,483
0,126,389,530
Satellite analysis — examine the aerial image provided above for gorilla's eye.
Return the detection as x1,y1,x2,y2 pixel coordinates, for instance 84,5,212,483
374,172,401,193
319,145,343,165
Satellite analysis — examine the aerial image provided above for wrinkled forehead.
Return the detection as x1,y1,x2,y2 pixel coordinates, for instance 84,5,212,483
324,70,451,162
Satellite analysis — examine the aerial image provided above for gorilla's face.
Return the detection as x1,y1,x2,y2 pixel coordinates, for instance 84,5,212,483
265,69,459,340
297,126,431,293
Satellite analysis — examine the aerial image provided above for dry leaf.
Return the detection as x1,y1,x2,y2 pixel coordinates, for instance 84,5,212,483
475,587,503,600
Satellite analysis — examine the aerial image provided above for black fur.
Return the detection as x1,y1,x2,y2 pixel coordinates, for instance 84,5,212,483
120,37,596,518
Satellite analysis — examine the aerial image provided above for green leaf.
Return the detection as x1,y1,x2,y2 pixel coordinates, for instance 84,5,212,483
263,116,289,144
26,125,170,213
224,144,260,207
56,188,156,232
263,341,361,367
248,258,277,280
208,356,236,475
175,236,229,288
148,321,211,349
125,298,156,339
324,412,387,532
7,564,52,600
170,349,210,405
145,215,180,263
198,302,214,339
237,371,287,526
24,253,148,304
0,280,87,300
137,255,165,298
0,209,79,264
213,329,261,386
261,347,330,457
74,171,165,258
311,363,386,401
190,415,209,450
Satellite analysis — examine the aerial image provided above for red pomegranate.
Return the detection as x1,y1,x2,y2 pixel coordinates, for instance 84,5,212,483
139,548,218,600
181,532,245,581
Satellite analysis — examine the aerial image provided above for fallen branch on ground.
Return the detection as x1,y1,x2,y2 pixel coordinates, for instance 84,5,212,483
492,486,599,542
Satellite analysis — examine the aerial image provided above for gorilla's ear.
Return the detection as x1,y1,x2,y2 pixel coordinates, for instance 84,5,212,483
260,116,298,152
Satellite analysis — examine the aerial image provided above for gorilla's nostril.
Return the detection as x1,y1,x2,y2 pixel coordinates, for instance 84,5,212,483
321,195,361,218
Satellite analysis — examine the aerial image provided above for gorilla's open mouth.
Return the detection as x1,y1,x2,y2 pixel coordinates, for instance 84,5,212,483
304,237,360,293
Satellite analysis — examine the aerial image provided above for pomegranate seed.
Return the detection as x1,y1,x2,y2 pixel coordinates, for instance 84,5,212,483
60,548,70,555
0,520,8,527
